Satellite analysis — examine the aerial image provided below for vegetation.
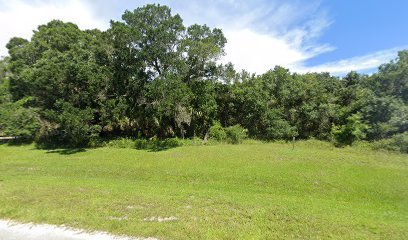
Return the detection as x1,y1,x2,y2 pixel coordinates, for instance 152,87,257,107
0,4,406,239
371,132,408,153
0,4,406,151
0,142,407,239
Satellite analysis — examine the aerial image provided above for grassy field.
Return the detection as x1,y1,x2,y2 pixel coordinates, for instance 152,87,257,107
0,141,407,239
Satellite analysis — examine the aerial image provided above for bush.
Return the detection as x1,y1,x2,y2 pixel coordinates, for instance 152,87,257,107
209,121,227,141
209,122,248,144
36,102,100,148
263,109,297,140
134,139,149,149
225,125,248,144
0,106,40,140
0,96,41,140
331,114,368,146
35,121,60,148
371,133,408,153
155,138,182,149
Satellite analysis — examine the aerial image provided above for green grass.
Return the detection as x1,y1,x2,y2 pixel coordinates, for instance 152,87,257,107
0,141,407,239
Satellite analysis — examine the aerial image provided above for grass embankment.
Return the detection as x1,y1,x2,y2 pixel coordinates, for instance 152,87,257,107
0,141,407,239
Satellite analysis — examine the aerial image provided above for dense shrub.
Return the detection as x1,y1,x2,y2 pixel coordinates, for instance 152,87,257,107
263,109,297,140
371,133,408,153
209,121,227,141
36,102,100,148
225,125,248,144
156,138,182,149
0,107,40,140
134,139,149,149
208,122,248,144
331,114,368,146
0,97,40,140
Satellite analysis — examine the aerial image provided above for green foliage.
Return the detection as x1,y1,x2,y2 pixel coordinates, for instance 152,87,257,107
36,102,100,148
155,138,182,150
331,114,368,146
1,4,407,147
371,132,408,153
56,103,100,147
0,61,40,139
358,96,408,139
121,4,185,78
132,139,149,149
208,121,227,141
208,122,248,144
105,4,227,139
371,50,408,102
263,109,297,140
147,74,193,138
225,125,248,144
0,100,40,139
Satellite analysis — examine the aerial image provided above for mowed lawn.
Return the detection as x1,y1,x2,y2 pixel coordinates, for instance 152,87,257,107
0,142,407,239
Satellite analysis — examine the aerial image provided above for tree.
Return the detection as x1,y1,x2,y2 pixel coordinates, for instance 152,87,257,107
119,4,185,79
181,24,226,82
147,74,193,138
5,21,111,145
370,50,408,103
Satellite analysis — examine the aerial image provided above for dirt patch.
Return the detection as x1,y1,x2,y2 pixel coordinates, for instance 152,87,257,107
143,216,178,222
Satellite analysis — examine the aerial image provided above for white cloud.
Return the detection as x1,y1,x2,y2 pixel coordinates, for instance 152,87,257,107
294,47,406,75
0,0,108,57
189,0,336,74
220,27,336,74
169,0,402,76
221,29,318,74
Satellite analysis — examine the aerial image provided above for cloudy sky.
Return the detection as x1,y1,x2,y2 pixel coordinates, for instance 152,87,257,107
0,0,407,75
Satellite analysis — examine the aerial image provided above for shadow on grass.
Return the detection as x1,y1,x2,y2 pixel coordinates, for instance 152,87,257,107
43,146,171,155
0,138,32,146
107,138,182,152
0,139,87,155
45,148,87,155
145,146,177,152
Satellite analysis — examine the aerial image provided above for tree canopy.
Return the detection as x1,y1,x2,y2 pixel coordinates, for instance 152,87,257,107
0,4,407,149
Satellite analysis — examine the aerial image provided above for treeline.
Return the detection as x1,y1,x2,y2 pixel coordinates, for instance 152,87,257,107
0,4,407,151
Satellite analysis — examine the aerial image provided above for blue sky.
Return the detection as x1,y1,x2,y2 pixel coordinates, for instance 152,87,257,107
0,0,407,75
307,1,408,67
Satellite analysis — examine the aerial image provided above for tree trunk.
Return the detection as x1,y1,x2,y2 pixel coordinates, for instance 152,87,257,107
203,131,209,143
